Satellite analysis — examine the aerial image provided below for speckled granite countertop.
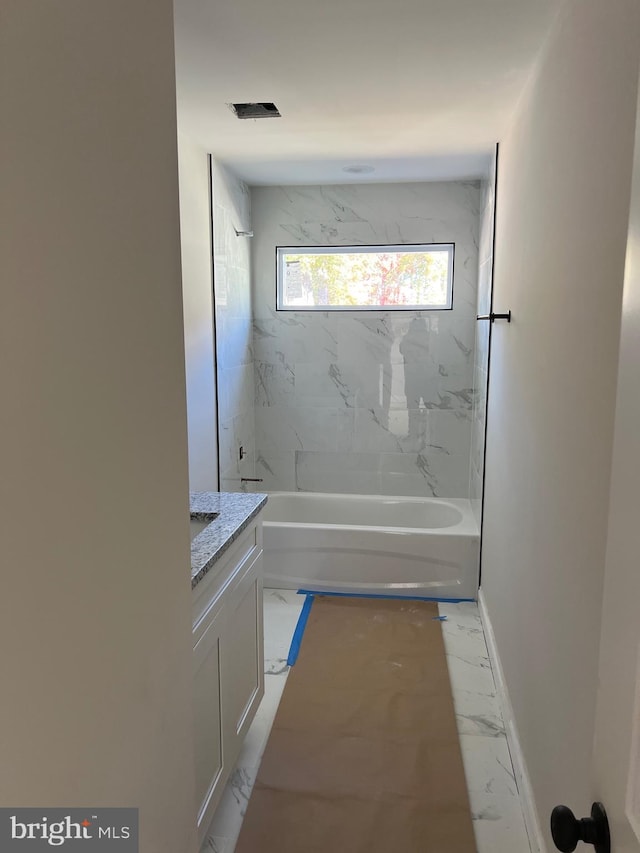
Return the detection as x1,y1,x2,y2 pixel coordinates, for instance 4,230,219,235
190,492,268,589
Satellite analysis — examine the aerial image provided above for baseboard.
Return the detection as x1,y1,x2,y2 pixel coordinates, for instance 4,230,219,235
478,589,548,853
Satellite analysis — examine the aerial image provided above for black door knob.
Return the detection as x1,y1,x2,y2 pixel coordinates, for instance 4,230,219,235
550,803,610,853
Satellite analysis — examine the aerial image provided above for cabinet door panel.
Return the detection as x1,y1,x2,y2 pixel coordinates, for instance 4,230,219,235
193,605,224,831
222,552,264,762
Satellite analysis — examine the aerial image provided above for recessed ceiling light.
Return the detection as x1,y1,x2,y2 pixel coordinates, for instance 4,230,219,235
342,165,375,174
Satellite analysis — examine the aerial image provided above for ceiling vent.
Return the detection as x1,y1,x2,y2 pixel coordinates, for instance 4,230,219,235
230,102,281,120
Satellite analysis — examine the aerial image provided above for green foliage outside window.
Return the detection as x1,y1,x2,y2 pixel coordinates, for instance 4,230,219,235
280,247,452,309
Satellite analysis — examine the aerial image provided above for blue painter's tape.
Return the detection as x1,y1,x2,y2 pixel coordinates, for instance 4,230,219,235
286,594,315,666
296,589,475,604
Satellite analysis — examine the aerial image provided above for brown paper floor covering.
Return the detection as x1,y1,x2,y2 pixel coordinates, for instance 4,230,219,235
235,595,477,852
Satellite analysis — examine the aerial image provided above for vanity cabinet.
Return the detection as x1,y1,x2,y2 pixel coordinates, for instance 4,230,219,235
220,547,264,767
192,517,264,843
193,603,224,821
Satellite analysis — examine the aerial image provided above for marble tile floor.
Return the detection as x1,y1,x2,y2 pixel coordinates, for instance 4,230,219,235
201,591,531,853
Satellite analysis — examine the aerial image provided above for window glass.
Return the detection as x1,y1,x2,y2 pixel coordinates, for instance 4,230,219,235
276,244,454,311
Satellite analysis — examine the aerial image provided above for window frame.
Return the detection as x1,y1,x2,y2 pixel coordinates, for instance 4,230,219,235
275,243,455,312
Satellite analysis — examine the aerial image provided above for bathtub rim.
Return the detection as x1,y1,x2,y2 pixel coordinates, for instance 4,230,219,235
261,492,479,538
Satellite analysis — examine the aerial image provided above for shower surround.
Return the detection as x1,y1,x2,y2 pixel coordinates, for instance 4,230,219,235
251,182,480,498
469,153,497,526
212,161,256,491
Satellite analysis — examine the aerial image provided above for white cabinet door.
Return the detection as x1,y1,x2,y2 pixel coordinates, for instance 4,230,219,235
192,518,265,845
221,549,264,769
193,601,225,837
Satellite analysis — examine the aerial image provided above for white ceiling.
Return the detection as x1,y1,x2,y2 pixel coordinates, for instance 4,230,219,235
174,0,562,185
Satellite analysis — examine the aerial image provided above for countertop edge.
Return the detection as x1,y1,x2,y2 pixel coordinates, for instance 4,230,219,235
190,492,268,590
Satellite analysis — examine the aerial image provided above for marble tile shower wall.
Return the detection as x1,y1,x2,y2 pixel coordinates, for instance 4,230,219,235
251,182,480,497
468,155,496,525
212,161,256,491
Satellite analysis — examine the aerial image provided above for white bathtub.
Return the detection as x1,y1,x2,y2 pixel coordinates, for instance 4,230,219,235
262,492,480,600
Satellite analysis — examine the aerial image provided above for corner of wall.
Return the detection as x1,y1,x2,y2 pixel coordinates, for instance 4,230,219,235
478,590,549,853
468,148,497,529
212,161,257,492
178,137,219,491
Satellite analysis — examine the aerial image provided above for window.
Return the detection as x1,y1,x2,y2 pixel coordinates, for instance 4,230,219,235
276,244,454,311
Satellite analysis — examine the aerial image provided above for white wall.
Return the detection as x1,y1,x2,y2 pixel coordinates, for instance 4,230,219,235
481,0,640,845
0,4,197,852
251,182,479,497
179,137,219,491
592,83,640,852
212,161,256,491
